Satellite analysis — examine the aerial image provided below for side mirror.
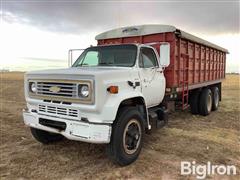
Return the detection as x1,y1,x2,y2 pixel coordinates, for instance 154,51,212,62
159,43,170,67
68,49,85,67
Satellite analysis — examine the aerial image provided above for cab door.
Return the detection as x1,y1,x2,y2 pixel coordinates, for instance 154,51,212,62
138,46,165,107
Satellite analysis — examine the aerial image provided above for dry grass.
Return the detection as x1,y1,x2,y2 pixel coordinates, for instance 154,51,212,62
0,72,239,179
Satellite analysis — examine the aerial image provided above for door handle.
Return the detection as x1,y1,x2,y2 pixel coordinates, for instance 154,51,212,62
157,69,163,73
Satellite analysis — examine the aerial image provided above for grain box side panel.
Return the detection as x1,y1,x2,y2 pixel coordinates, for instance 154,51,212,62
174,36,227,90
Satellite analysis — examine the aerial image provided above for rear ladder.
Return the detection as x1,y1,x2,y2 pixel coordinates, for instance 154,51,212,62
180,53,190,110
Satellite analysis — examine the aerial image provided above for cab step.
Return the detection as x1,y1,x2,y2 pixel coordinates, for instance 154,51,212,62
148,107,168,129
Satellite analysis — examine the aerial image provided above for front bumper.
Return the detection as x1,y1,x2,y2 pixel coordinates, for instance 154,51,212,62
23,110,112,143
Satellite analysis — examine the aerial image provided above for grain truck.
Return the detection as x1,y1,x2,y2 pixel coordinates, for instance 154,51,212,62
23,25,228,166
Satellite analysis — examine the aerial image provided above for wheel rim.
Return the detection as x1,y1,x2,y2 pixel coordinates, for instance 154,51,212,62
207,93,212,112
123,119,142,155
214,90,219,107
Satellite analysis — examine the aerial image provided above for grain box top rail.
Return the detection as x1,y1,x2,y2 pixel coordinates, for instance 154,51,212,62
95,24,229,53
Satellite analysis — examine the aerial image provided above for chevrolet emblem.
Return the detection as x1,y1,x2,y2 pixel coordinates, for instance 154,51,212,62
49,86,61,93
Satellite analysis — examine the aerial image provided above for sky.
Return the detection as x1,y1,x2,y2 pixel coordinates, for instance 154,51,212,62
0,0,239,72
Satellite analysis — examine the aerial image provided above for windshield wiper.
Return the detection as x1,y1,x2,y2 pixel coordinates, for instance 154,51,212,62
75,63,89,67
98,62,114,66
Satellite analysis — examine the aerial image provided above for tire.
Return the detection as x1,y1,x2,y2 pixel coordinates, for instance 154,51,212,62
189,90,200,114
106,107,144,166
30,127,64,144
211,86,219,111
199,88,212,116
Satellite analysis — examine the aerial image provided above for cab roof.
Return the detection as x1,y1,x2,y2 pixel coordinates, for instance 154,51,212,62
95,24,228,53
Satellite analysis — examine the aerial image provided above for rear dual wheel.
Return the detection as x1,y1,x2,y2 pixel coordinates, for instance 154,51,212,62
211,87,220,111
199,88,212,116
190,86,220,116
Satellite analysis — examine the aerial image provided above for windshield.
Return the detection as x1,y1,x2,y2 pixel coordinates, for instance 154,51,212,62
72,45,137,67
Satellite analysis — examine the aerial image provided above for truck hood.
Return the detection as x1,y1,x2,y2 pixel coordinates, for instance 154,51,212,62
25,67,134,81
26,67,132,76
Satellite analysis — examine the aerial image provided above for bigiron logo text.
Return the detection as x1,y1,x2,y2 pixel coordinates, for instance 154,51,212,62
181,161,237,179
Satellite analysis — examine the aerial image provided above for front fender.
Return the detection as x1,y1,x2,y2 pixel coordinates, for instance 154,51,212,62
101,89,146,123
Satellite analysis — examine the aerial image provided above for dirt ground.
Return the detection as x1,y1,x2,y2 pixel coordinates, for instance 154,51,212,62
0,72,239,179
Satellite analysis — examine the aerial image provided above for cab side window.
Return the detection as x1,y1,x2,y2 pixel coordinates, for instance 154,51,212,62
139,47,158,68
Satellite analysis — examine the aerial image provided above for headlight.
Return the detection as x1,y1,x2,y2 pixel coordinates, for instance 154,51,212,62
30,82,37,93
78,85,89,98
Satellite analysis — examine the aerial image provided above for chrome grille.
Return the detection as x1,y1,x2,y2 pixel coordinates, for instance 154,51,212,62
39,104,78,118
28,79,93,104
36,82,77,98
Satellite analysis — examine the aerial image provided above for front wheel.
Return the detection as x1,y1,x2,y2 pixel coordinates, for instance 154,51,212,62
106,107,144,166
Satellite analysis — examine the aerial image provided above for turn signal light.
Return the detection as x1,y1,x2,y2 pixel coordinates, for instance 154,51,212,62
107,86,118,94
